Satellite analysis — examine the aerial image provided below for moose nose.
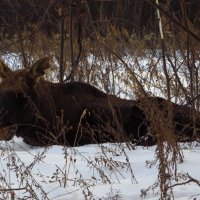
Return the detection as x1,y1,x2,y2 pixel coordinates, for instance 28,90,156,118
0,128,14,141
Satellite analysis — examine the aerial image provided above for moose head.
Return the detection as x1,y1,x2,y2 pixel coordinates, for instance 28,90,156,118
0,58,51,144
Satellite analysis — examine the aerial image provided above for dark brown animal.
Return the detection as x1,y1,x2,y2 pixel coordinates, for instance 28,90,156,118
0,58,199,146
0,58,147,146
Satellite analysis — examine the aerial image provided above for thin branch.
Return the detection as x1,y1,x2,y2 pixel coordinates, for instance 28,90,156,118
0,187,26,192
59,5,65,83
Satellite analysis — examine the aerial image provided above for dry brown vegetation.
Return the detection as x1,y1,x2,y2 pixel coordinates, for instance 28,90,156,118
0,0,200,199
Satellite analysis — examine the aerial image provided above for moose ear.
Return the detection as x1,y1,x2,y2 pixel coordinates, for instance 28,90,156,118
0,60,12,78
29,57,50,79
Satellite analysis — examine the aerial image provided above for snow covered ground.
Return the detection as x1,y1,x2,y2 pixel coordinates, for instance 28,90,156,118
0,137,200,200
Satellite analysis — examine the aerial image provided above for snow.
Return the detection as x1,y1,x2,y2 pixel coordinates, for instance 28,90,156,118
0,137,200,200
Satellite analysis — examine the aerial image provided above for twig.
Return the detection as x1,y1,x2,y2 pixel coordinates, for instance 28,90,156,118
0,187,26,192
59,4,65,83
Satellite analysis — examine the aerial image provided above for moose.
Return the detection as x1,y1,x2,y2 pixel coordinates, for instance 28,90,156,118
0,57,199,146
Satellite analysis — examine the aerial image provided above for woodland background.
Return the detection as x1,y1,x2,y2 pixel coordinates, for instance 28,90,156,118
0,0,200,94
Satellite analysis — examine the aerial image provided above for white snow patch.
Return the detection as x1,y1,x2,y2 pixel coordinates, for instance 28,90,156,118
0,137,200,199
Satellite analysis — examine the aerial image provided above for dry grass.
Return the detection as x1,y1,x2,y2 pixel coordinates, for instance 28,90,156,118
0,1,200,199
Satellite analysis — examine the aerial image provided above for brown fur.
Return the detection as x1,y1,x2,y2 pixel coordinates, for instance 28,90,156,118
0,58,199,146
0,59,140,146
